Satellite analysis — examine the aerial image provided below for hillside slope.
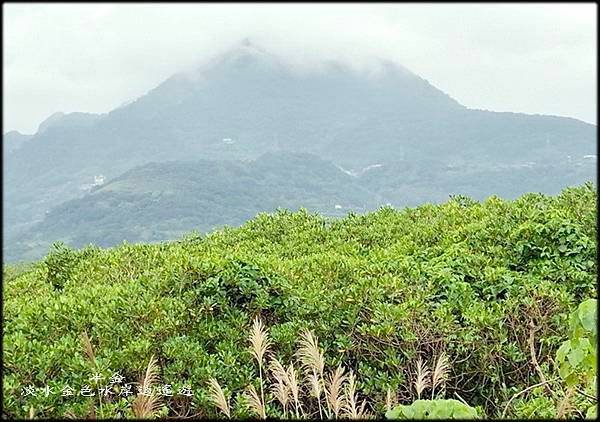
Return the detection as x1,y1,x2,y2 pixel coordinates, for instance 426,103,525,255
5,152,595,262
7,153,371,259
2,185,597,418
2,130,33,154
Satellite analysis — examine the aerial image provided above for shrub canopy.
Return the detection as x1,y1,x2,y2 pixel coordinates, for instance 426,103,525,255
2,184,597,418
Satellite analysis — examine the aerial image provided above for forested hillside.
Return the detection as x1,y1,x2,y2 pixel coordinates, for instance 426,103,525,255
5,152,595,263
3,185,597,419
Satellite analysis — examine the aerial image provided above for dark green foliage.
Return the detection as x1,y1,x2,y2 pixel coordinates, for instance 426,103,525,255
555,299,597,387
44,242,80,290
2,185,596,418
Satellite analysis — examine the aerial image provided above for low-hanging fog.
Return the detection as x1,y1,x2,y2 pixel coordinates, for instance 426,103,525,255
3,3,597,133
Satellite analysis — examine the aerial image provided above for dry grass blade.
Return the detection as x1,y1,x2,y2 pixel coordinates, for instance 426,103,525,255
270,378,289,417
244,384,266,419
207,378,231,418
431,352,450,399
306,369,324,418
297,330,326,417
414,357,430,400
269,358,290,386
249,317,270,417
28,406,35,419
269,359,290,416
342,371,361,419
385,388,397,413
141,355,161,391
250,317,271,365
307,370,323,399
80,331,97,368
287,363,302,418
357,400,370,419
133,396,161,420
326,365,347,418
297,330,325,376
341,370,370,419
132,355,162,419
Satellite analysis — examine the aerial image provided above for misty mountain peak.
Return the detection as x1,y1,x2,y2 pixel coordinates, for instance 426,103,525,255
37,112,102,135
239,37,264,52
203,38,284,75
37,112,66,134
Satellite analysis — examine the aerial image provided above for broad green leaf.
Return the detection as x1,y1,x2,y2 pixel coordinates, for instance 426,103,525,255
585,405,597,419
578,299,597,335
567,347,585,367
558,362,574,380
556,341,570,362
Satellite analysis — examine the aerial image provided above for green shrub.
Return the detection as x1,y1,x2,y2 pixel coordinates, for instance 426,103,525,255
2,185,597,418
555,299,597,387
386,399,478,419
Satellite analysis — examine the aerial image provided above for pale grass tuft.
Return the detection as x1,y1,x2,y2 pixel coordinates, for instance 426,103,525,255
270,377,289,417
268,358,302,418
249,317,270,416
326,365,348,418
287,363,302,418
297,330,325,376
431,352,450,399
307,370,323,399
207,378,231,418
269,358,290,386
244,383,266,419
140,355,161,391
250,317,271,365
414,357,430,400
132,355,162,419
342,370,369,419
80,331,97,368
297,330,326,417
269,359,290,416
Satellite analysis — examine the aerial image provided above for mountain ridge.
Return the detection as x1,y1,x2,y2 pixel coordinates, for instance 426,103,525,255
3,39,596,261
5,151,595,262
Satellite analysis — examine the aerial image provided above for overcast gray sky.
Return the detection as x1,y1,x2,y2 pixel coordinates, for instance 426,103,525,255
3,2,597,134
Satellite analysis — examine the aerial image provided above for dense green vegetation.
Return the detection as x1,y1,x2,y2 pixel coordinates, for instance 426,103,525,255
2,184,597,418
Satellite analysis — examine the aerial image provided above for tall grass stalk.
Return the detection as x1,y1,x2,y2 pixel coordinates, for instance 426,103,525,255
249,317,271,416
